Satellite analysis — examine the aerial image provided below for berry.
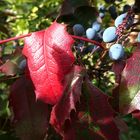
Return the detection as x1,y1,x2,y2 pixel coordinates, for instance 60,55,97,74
19,59,27,70
109,44,124,60
73,24,85,36
99,12,105,18
92,21,101,32
86,28,96,39
103,27,118,43
115,13,127,27
104,0,115,3
98,5,106,12
125,16,134,29
108,5,117,19
123,4,131,13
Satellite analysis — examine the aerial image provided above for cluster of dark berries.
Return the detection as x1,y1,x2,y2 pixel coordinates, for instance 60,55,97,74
103,8,135,61
72,3,138,62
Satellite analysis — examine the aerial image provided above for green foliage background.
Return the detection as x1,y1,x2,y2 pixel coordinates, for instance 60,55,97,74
0,0,140,140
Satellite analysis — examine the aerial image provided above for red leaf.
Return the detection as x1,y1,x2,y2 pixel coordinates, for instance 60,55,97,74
114,117,128,133
112,61,126,83
110,60,126,112
62,102,107,140
63,119,106,140
22,22,75,105
119,47,140,114
9,76,49,140
50,66,85,136
132,110,140,121
85,78,120,140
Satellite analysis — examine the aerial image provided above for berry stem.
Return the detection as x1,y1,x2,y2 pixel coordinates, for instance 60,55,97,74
71,35,104,49
0,33,32,44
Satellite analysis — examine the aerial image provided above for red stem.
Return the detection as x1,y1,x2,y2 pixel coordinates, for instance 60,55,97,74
0,33,104,49
0,33,32,44
71,35,104,49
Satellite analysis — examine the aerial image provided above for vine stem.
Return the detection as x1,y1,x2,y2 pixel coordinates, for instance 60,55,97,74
71,35,104,49
0,33,104,49
0,33,32,44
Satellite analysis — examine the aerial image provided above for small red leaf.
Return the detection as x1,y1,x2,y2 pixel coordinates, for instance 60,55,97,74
119,47,140,114
23,22,75,105
63,120,106,140
85,78,120,140
9,76,49,140
50,66,85,136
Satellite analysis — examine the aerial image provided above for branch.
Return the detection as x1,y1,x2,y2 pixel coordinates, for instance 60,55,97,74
0,33,32,44
71,35,104,49
0,33,104,49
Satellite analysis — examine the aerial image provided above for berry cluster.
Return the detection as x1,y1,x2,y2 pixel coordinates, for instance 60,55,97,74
72,12,105,55
103,8,136,61
72,3,139,62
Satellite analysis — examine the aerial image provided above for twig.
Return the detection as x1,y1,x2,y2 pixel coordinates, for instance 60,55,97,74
71,35,104,49
0,33,32,44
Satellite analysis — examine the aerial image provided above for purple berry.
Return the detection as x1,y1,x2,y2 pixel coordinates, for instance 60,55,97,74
103,27,118,43
99,12,105,18
115,13,127,27
86,28,96,39
109,44,124,60
73,24,85,36
92,21,101,32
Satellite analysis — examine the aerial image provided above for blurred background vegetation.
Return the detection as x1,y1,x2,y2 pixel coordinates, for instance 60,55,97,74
0,0,140,140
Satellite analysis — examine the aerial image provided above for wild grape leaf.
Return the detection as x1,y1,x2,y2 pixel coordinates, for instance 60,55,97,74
119,47,140,114
63,117,106,140
9,76,49,140
22,22,75,105
56,102,106,140
84,78,120,140
50,66,85,137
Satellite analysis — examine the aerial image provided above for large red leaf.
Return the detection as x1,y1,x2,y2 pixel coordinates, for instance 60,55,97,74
50,66,85,137
84,78,120,140
119,46,140,114
9,76,49,140
22,22,75,105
